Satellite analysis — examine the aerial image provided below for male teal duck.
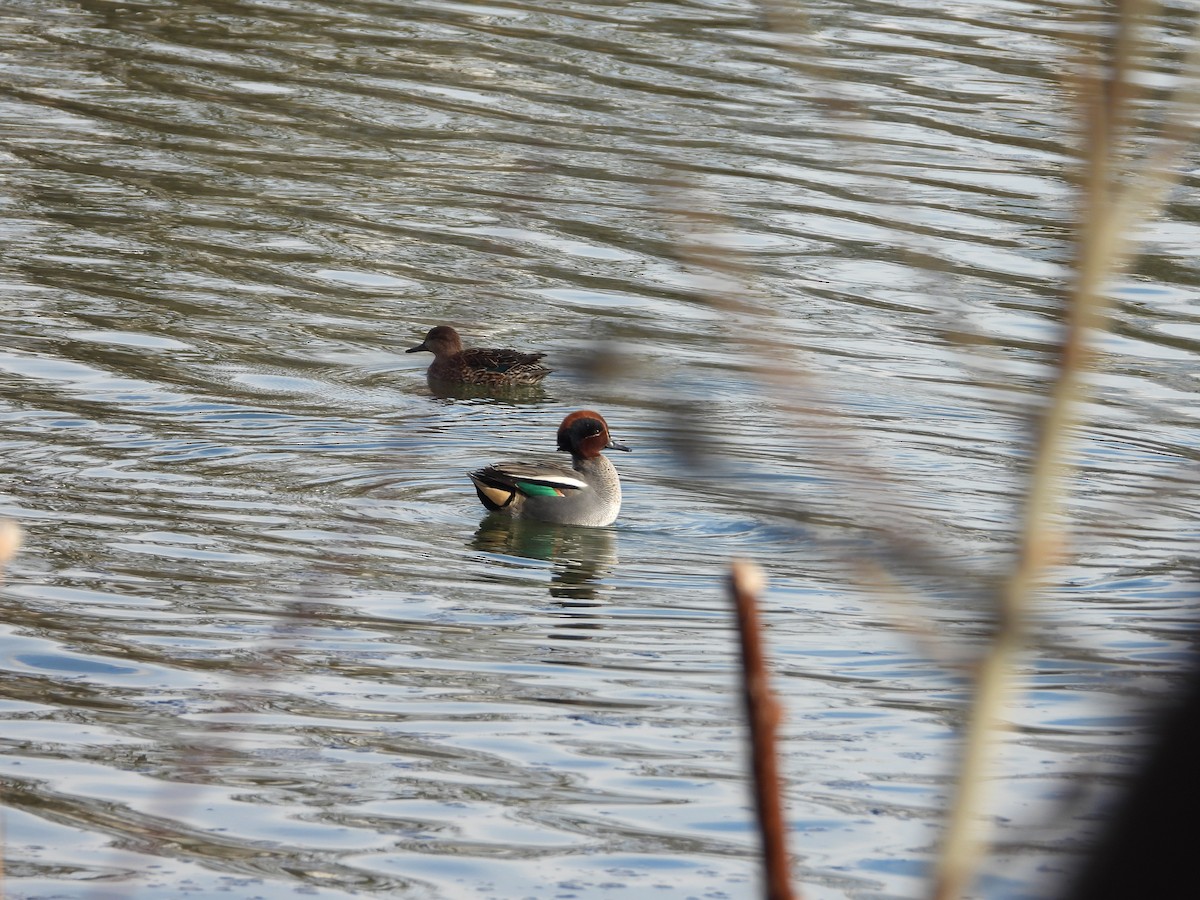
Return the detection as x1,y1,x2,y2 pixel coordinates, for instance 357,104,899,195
407,325,550,386
469,410,630,527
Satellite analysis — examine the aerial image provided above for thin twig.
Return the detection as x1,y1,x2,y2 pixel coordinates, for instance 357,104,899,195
730,559,798,900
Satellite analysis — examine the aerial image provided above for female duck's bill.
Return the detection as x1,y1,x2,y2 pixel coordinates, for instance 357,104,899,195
469,410,630,527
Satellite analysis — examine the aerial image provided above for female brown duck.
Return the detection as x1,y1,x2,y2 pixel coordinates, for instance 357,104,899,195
407,325,550,386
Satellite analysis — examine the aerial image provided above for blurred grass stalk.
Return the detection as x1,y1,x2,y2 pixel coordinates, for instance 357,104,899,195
0,521,19,572
0,519,19,888
934,3,1200,897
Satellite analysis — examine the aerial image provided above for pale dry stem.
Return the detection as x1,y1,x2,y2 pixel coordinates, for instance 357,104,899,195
0,520,21,570
933,3,1200,897
0,518,17,889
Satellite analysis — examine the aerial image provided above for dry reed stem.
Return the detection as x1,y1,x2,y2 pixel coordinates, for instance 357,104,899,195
0,520,20,571
0,518,17,891
933,3,1200,897
730,560,798,900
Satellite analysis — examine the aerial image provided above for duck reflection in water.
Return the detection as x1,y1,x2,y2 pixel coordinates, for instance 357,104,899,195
423,377,548,403
471,514,618,606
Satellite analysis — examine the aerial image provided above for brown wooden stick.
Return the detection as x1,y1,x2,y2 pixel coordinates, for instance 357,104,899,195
730,559,798,900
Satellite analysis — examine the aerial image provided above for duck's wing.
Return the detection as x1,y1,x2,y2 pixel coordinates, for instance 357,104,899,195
468,461,585,510
462,348,551,378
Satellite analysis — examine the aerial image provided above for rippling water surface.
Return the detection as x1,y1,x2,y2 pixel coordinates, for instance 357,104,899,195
3,1,1199,897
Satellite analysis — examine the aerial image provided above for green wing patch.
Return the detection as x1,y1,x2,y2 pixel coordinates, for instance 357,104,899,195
516,481,563,497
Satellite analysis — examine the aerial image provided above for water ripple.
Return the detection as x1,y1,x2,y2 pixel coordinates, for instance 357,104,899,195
3,1,1198,898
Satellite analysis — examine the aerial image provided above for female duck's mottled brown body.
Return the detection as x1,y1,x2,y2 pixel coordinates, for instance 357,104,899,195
407,325,550,386
469,410,630,527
